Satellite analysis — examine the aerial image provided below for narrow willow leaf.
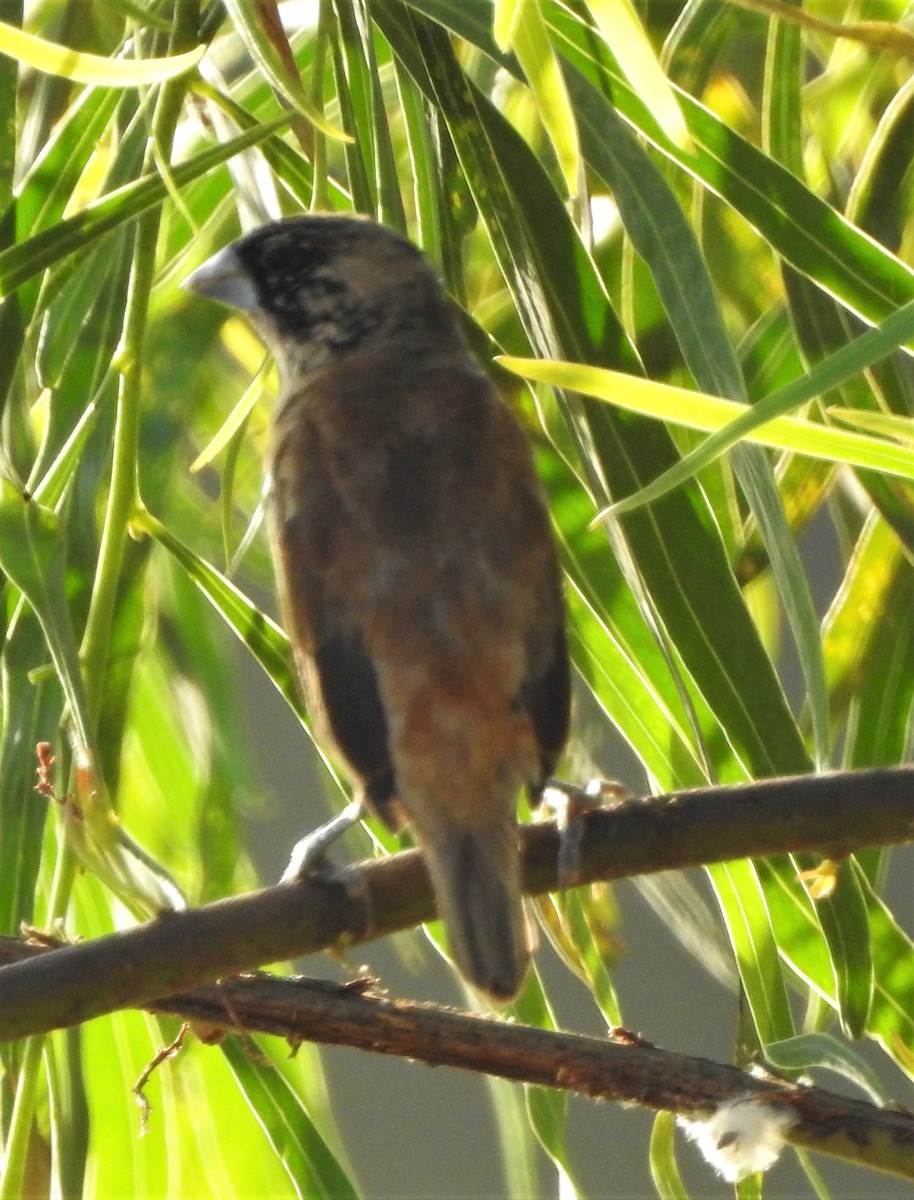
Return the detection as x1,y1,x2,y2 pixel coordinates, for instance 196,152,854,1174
758,859,914,1071
555,887,622,1025
847,73,914,249
821,513,914,759
586,0,691,151
78,1006,163,1197
385,3,807,783
408,0,914,326
190,355,273,472
0,495,185,916
828,406,914,443
577,86,827,770
512,974,582,1199
764,1033,891,1105
355,1,408,230
710,860,795,1045
0,20,204,84
811,860,874,1040
0,488,93,761
736,1173,762,1200
195,82,353,210
133,508,304,722
0,607,63,933
852,863,914,1074
541,427,712,784
497,357,914,508
729,446,829,769
761,5,802,171
575,97,738,399
565,581,705,787
650,1111,690,1200
333,0,406,228
844,593,914,771
751,0,828,769
220,0,351,141
45,1029,90,1200
495,0,580,195
0,114,291,296
15,86,122,236
547,1,914,322
485,1077,540,1200
794,1148,835,1200
222,1037,359,1200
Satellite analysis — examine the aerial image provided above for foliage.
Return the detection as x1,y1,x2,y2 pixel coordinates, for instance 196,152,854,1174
1,0,914,1196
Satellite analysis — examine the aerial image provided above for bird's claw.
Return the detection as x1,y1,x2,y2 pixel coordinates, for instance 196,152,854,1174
280,798,366,883
540,777,629,889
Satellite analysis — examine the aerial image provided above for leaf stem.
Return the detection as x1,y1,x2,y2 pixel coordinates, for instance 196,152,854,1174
79,2,200,730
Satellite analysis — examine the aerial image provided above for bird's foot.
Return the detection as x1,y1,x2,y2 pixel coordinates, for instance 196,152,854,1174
539,778,629,888
280,798,366,883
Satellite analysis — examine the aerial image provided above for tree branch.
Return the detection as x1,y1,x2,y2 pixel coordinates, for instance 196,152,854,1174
149,974,914,1182
0,766,912,1041
4,947,914,1182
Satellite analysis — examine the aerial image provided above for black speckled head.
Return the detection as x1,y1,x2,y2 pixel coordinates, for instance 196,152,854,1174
184,215,464,375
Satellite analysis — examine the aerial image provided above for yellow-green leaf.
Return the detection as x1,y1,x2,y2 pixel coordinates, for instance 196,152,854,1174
190,354,273,473
585,0,692,151
0,19,204,85
828,406,914,444
498,357,914,505
494,0,580,194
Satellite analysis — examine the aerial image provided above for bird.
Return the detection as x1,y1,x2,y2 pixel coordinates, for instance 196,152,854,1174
183,214,570,1001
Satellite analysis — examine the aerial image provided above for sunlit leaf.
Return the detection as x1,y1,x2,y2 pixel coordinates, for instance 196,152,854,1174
650,1111,690,1200
585,0,692,151
498,356,914,509
494,0,581,194
765,1033,891,1105
0,19,204,85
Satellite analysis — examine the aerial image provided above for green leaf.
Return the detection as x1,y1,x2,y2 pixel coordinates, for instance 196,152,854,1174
333,0,406,227
709,860,795,1045
566,73,829,769
222,1037,360,1200
649,1111,690,1200
0,488,93,760
0,605,62,933
813,859,874,1040
828,406,914,443
0,114,292,297
220,0,350,141
757,858,914,1073
547,0,914,324
0,20,204,85
765,1033,890,1105
409,0,914,326
494,0,580,195
497,354,914,509
134,508,304,723
586,0,691,151
511,974,581,1199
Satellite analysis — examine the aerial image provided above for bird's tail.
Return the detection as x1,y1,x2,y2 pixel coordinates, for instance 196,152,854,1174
423,822,529,1002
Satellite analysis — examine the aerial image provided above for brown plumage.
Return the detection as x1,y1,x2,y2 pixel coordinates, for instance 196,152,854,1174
184,215,570,1000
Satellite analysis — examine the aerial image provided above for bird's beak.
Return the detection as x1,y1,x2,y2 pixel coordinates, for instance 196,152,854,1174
182,244,259,312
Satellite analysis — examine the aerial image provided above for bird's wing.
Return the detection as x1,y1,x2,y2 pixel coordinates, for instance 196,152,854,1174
522,620,571,788
268,391,399,824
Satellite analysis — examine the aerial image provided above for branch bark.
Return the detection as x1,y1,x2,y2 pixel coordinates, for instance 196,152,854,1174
4,948,914,1181
147,974,914,1182
0,766,912,1042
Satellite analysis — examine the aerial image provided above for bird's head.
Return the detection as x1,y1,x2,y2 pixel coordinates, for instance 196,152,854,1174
183,214,464,379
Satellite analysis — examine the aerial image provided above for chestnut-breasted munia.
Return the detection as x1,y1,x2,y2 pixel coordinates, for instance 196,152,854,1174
184,214,570,1000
